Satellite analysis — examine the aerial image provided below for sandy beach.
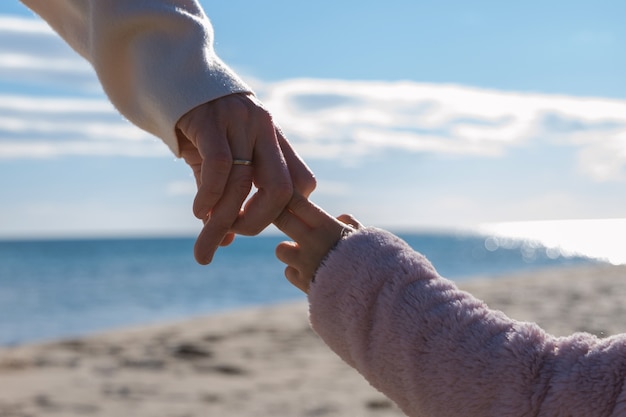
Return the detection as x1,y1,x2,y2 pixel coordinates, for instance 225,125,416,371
1,263,625,416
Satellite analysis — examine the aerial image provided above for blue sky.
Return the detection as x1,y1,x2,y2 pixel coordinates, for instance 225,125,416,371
1,1,625,245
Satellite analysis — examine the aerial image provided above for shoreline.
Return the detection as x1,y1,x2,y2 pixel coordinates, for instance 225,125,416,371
1,263,625,416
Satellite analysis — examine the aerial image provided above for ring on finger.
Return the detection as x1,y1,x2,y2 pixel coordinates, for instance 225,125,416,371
232,159,253,166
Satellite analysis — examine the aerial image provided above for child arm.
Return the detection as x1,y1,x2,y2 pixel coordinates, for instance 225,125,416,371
275,195,626,417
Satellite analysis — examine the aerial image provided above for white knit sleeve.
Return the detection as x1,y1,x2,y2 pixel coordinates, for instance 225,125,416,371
20,0,253,155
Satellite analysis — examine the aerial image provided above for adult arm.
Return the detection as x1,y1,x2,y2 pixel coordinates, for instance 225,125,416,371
309,228,626,417
20,0,250,155
21,0,316,262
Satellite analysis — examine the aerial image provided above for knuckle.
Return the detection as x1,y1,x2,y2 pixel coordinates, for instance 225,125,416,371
228,97,253,120
244,225,265,236
237,216,269,236
219,94,271,123
197,187,224,208
287,193,309,213
255,106,273,123
206,153,233,175
235,227,254,237
230,173,254,196
273,210,290,231
235,183,253,199
295,174,317,196
246,103,274,128
268,180,294,203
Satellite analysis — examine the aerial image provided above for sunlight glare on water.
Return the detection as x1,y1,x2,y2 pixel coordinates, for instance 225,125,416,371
479,218,626,265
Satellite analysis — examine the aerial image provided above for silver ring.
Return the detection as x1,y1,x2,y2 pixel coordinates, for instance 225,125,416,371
232,159,253,166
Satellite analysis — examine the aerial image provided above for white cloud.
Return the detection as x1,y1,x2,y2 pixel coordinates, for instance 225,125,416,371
260,79,626,181
0,16,98,91
2,14,626,183
0,15,53,34
0,52,91,73
0,140,168,159
575,131,626,181
313,180,351,196
0,94,168,158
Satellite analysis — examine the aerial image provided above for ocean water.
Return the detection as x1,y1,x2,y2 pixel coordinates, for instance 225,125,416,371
0,231,600,346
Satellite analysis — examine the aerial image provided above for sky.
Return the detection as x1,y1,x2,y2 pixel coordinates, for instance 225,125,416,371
1,1,625,253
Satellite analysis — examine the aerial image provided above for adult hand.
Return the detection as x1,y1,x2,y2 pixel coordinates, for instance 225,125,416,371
176,93,316,264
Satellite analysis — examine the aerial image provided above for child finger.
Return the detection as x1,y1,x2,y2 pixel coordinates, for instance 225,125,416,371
284,266,309,293
275,240,300,265
286,193,333,228
337,214,363,230
273,208,310,243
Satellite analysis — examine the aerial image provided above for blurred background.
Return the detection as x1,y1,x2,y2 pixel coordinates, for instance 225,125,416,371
0,0,625,344
2,0,626,238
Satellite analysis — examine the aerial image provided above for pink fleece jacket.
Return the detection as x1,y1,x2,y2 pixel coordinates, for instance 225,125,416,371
309,227,626,417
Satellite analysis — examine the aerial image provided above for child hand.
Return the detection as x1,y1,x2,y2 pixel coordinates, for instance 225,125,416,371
274,194,362,293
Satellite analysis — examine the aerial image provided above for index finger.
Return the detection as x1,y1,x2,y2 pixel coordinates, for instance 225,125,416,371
274,194,341,243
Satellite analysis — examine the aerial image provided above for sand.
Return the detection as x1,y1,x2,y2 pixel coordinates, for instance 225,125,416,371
1,263,625,416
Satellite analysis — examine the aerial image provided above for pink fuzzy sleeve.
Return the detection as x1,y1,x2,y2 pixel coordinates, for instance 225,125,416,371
308,227,626,417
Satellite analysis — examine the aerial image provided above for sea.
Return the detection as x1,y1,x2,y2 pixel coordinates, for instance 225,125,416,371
0,230,608,346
